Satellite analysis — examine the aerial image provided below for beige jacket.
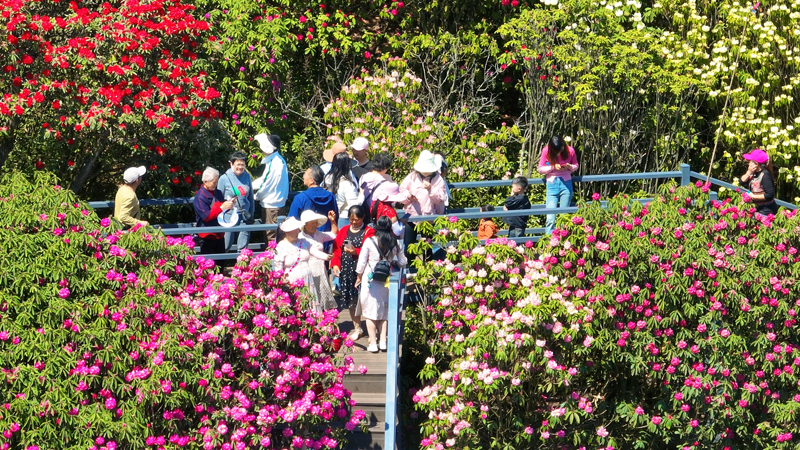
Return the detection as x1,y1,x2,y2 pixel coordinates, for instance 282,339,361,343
114,185,143,227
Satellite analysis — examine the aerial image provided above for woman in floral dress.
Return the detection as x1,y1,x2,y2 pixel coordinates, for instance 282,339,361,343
332,205,375,342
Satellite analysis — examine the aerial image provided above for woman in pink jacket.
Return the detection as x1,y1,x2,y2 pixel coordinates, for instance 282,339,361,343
538,135,579,235
400,150,447,247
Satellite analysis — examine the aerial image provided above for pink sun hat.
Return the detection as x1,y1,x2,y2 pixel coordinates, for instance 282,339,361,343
742,149,769,164
373,182,407,204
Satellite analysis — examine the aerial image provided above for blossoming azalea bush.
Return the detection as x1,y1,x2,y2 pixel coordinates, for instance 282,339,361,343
0,170,206,449
322,58,520,208
650,0,800,195
177,249,365,450
0,0,221,193
499,0,703,183
408,184,800,449
0,171,363,449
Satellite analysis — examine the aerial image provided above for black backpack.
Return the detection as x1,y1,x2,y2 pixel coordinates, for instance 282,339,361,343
370,237,395,283
362,180,387,225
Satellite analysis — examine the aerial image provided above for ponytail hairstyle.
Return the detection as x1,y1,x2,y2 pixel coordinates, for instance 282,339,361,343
546,135,569,166
373,216,398,258
763,160,776,180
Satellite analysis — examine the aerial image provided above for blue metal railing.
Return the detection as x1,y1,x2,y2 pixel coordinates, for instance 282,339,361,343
384,268,405,450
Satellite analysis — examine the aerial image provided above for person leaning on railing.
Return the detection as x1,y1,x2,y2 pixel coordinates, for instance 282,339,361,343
193,167,235,255
218,151,255,253
114,166,149,228
740,148,779,216
538,135,579,235
400,150,447,250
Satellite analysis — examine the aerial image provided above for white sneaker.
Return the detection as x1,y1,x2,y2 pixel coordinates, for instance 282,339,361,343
367,343,379,353
379,341,387,351
349,328,363,341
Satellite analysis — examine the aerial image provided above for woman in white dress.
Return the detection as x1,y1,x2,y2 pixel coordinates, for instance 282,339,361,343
300,209,339,312
355,216,407,352
273,217,316,285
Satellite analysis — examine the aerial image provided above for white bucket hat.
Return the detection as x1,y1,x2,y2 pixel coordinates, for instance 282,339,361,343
279,217,303,232
413,150,439,173
123,166,146,183
300,210,328,227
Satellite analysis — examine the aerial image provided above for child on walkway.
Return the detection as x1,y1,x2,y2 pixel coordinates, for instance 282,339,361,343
477,205,499,240
503,177,531,238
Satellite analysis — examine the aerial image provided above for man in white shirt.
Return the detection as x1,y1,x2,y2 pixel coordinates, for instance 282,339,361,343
251,134,289,243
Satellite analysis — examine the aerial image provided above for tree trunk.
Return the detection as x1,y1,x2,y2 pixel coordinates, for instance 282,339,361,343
0,119,20,170
70,143,105,194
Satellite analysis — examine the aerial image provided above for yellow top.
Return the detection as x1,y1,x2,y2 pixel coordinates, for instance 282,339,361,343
114,185,142,227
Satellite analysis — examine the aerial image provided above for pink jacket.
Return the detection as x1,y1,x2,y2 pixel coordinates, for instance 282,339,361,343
538,145,579,182
399,172,447,216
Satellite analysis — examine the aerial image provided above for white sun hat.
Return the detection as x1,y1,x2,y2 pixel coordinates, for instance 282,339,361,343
413,150,439,173
300,210,328,227
279,217,303,232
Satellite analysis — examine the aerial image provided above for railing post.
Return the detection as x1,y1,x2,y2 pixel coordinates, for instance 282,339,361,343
680,164,691,186
384,269,403,450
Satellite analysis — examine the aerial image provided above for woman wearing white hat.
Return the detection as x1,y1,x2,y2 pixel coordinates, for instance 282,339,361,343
251,133,289,243
399,150,447,247
300,209,339,312
273,217,316,286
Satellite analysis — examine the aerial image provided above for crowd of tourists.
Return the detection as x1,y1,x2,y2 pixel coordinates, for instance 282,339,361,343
112,134,780,351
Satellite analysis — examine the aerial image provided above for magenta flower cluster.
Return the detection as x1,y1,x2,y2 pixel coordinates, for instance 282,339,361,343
0,173,365,450
409,184,800,449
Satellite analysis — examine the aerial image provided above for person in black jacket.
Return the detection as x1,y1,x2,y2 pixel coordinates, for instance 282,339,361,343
740,149,779,216
503,176,531,238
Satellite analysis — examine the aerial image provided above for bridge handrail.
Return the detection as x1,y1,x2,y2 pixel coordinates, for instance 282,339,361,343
384,268,405,450
688,171,797,210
